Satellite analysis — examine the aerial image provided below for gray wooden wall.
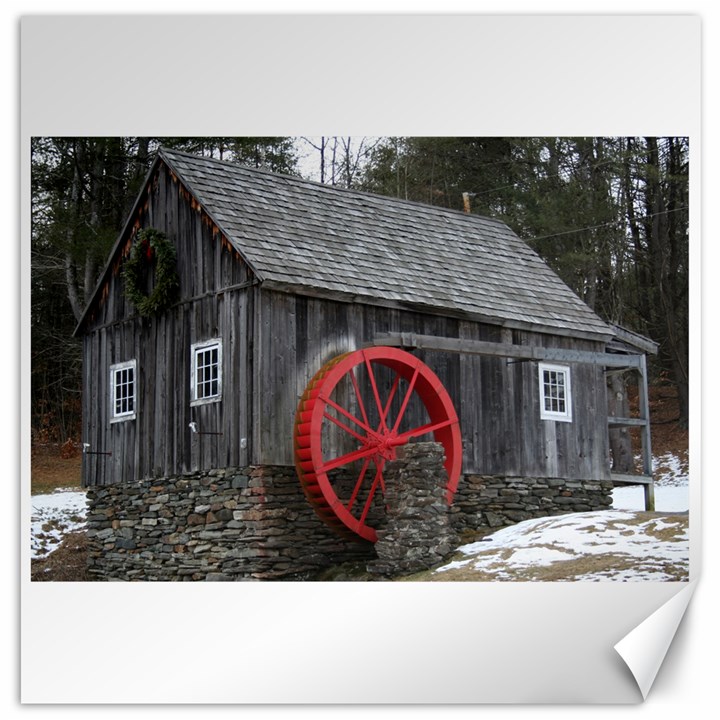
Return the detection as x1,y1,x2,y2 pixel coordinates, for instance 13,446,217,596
253,290,610,482
82,165,254,485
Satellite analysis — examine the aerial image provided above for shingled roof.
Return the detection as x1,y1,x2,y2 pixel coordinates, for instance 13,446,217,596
157,148,611,341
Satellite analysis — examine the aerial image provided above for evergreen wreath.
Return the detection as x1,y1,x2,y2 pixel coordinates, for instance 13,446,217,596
123,228,180,316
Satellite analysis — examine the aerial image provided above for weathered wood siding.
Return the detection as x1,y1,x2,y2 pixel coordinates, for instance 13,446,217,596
253,290,609,481
81,165,254,485
252,291,460,469
456,326,609,480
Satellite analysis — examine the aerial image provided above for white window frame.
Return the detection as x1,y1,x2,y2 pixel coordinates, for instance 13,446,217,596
110,359,137,422
538,363,573,422
190,338,223,406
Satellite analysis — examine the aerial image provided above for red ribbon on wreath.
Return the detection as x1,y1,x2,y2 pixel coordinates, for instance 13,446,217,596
141,238,153,261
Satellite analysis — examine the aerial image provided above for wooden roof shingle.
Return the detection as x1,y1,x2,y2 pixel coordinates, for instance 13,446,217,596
159,148,612,341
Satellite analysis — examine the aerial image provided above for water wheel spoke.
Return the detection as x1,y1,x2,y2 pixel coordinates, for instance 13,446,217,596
359,460,385,526
346,455,372,512
319,445,378,474
364,353,389,434
394,418,456,444
349,367,371,429
375,457,387,495
380,373,401,428
323,410,370,445
392,365,420,433
321,394,374,435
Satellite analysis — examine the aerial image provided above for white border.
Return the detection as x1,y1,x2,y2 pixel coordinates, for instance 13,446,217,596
15,8,706,712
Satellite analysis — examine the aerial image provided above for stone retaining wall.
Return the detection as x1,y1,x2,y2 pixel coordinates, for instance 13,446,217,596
86,465,374,581
451,474,615,536
86,458,615,580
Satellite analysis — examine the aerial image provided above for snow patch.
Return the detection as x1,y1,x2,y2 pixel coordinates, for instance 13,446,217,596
435,509,689,581
31,489,88,560
432,451,690,581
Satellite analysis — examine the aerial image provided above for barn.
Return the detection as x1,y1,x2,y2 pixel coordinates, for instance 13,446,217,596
76,147,655,580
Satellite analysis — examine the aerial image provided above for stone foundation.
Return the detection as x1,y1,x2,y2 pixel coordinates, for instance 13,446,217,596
86,458,615,581
451,474,615,537
86,465,374,581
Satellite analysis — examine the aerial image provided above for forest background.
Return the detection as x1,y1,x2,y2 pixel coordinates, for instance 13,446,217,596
30,136,689,458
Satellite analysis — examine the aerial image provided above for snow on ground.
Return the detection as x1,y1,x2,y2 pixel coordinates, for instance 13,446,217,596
31,489,88,560
432,451,690,582
30,451,690,581
612,450,689,512
434,510,688,581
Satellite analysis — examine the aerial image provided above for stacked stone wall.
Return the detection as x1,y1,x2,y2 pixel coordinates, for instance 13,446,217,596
451,474,615,536
369,443,459,576
86,466,373,581
86,459,615,580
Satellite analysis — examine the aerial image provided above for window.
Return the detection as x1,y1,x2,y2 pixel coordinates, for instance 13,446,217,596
191,339,222,405
539,363,572,422
110,360,136,421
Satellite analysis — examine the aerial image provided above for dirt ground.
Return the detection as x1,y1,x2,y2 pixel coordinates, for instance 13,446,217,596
29,382,689,582
30,531,89,582
638,383,688,459
31,440,82,495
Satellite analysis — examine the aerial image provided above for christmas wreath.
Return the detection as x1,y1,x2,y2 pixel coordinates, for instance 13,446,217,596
123,228,180,316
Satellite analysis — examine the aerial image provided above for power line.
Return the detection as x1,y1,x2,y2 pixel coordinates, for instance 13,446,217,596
529,205,689,242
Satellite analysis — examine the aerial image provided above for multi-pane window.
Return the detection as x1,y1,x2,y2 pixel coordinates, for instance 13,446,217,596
539,363,572,422
191,339,222,404
110,360,136,421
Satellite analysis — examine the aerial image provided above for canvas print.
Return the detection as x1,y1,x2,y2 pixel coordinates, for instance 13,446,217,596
30,137,689,582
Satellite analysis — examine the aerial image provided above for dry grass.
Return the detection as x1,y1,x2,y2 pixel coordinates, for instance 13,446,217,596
31,443,82,495
30,531,89,582
403,552,688,583
30,443,86,581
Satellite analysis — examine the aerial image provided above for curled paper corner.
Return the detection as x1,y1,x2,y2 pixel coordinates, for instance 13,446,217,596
614,581,696,700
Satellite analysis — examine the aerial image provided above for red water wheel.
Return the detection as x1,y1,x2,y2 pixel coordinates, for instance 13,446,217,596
294,347,462,543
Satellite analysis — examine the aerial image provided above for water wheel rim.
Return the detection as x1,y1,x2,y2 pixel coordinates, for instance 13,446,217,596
294,347,462,543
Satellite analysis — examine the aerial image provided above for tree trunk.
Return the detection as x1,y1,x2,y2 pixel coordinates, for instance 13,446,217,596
64,144,84,322
644,137,689,428
64,253,84,322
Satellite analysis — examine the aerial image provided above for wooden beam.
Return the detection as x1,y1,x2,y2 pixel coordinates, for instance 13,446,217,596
607,417,648,428
371,332,643,368
638,353,655,511
610,473,654,486
608,322,659,355
644,482,656,512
